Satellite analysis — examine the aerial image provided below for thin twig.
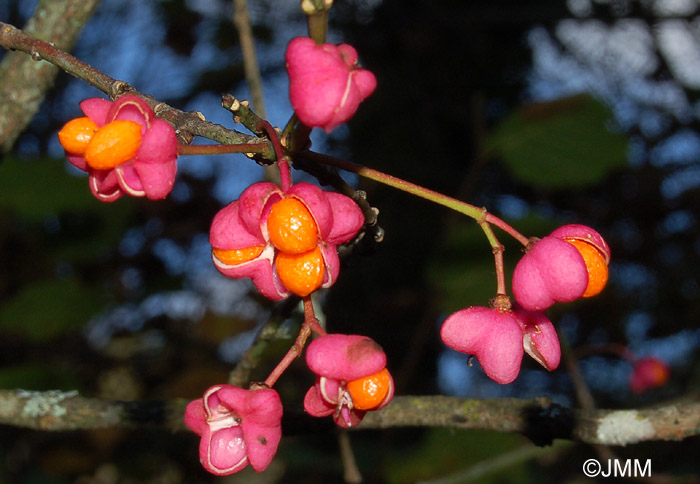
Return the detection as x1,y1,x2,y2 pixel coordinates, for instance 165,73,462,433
222,93,267,136
231,0,283,184
560,335,618,462
302,0,332,45
177,141,269,156
263,296,321,387
478,220,507,296
0,22,275,158
338,430,363,483
257,119,291,190
233,0,266,119
228,297,301,387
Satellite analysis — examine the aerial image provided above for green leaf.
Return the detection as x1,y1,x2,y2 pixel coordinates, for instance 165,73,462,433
0,157,96,220
429,223,492,312
0,365,82,391
385,429,534,484
0,156,137,262
487,94,628,189
0,278,104,341
428,217,560,313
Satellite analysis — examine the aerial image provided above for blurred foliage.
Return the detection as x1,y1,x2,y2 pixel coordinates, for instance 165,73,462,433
0,157,98,219
0,364,82,392
0,156,137,262
0,278,104,342
429,215,558,313
0,157,135,350
487,94,628,189
385,429,534,483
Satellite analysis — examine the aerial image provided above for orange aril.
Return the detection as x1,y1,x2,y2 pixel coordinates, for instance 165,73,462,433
566,238,609,298
347,368,392,411
212,246,264,265
57,117,99,155
267,197,318,254
84,120,142,170
275,246,324,297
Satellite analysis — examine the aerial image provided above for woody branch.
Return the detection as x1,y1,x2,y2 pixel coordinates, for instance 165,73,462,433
0,389,697,447
0,21,275,159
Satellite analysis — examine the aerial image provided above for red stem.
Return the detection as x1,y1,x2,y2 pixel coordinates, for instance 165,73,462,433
302,151,530,247
303,296,327,337
264,296,324,387
485,213,530,247
476,220,509,299
257,120,292,191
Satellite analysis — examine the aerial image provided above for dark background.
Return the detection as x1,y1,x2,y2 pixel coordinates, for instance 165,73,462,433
1,0,699,482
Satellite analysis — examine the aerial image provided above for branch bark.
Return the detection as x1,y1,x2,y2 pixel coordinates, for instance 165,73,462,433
0,389,188,432
0,20,275,159
359,395,700,446
0,0,101,153
0,389,697,447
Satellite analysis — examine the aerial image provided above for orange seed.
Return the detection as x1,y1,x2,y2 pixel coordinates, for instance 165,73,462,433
267,197,319,254
57,117,99,155
347,368,392,411
566,238,609,298
275,246,324,297
84,120,142,170
213,246,264,265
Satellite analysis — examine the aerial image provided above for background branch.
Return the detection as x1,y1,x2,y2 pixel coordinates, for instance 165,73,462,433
0,389,698,447
233,0,266,119
561,335,619,463
0,389,188,432
359,395,700,446
0,0,101,154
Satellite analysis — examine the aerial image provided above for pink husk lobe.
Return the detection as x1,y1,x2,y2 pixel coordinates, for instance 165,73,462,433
63,95,178,202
